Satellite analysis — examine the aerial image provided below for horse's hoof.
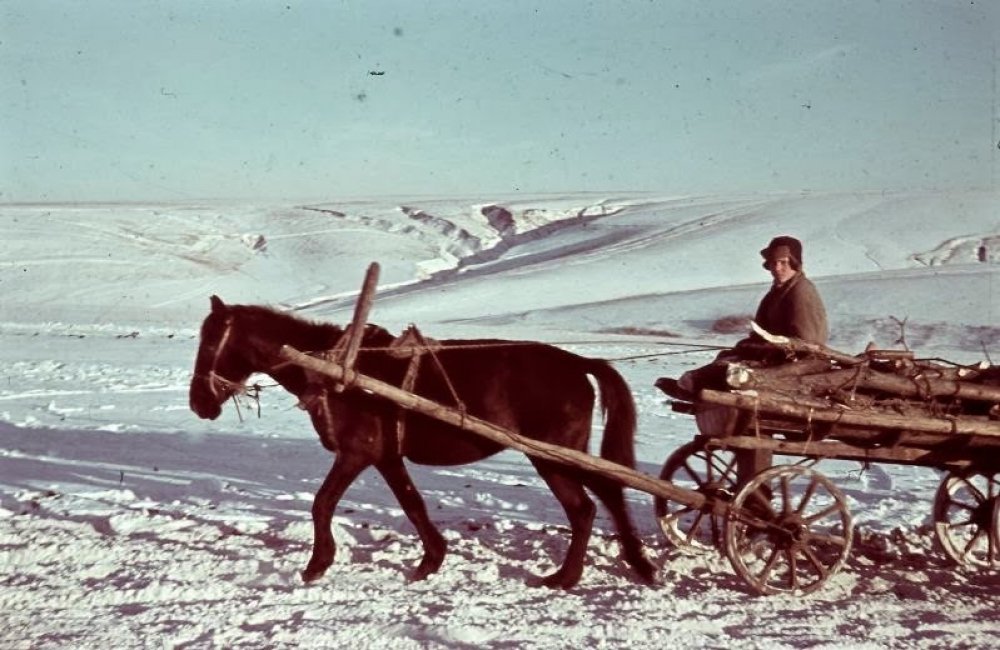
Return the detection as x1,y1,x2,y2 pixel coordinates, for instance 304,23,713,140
301,563,330,584
535,570,580,590
633,557,658,584
409,558,444,582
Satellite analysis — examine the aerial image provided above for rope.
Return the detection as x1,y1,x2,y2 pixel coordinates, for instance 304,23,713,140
606,347,725,362
211,335,724,422
304,339,728,362
201,371,265,422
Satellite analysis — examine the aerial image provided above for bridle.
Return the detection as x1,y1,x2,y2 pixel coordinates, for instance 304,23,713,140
194,315,243,404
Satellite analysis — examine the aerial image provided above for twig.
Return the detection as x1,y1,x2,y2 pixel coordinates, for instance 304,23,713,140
981,341,994,366
889,315,910,351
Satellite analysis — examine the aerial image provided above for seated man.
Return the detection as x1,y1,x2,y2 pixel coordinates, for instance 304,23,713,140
753,235,827,346
658,235,829,400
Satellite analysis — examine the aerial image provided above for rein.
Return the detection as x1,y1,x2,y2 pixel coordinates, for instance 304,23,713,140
350,339,728,363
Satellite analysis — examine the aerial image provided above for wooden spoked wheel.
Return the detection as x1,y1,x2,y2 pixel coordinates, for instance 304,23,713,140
724,465,853,595
654,439,739,554
933,469,1000,569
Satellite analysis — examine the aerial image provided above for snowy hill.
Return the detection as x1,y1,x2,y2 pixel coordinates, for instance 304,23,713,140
2,190,999,648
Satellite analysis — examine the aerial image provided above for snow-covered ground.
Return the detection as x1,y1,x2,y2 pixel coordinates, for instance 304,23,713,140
2,191,999,648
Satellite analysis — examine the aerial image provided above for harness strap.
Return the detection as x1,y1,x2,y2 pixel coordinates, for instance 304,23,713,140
396,352,423,454
389,325,467,454
296,384,337,451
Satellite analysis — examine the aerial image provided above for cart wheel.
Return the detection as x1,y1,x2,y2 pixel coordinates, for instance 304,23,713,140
932,469,1000,569
654,439,739,554
724,465,853,595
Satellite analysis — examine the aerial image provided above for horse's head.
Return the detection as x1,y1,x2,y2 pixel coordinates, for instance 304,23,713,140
189,295,256,420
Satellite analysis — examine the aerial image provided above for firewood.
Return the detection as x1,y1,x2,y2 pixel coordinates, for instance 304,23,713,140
728,362,1000,405
699,389,1000,439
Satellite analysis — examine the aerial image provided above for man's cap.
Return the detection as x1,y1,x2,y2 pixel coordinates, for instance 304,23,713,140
760,235,803,270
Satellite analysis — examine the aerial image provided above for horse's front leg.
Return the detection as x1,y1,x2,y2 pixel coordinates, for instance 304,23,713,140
302,455,367,583
376,456,446,581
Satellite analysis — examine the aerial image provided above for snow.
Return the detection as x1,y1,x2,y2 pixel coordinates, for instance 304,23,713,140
2,190,999,648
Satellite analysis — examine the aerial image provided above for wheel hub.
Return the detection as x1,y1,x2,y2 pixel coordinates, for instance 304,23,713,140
770,514,808,548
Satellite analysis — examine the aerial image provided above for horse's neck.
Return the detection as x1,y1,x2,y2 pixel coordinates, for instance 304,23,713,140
242,312,341,395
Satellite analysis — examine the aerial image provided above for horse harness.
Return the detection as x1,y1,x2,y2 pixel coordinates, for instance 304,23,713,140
299,325,466,454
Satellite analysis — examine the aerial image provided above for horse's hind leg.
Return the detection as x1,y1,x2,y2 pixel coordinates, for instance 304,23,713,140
531,459,596,589
376,457,447,581
587,477,657,584
302,456,367,583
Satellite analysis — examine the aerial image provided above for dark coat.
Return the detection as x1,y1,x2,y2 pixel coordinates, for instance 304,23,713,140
754,273,828,345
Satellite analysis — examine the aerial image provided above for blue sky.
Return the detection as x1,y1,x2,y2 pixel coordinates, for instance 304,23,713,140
2,0,997,202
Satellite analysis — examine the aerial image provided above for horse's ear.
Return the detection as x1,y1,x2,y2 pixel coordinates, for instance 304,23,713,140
210,295,226,313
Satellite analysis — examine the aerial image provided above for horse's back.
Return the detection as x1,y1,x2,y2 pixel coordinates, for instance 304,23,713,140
399,340,599,464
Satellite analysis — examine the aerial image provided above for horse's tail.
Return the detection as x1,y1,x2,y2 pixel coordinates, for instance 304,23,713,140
586,359,638,469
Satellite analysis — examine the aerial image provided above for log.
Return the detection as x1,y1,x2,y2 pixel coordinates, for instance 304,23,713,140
739,407,989,450
279,344,719,512
751,321,862,366
728,363,1000,404
699,388,1000,439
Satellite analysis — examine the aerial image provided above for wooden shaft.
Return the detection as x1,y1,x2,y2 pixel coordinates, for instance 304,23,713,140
338,262,381,386
700,389,1000,439
279,344,710,509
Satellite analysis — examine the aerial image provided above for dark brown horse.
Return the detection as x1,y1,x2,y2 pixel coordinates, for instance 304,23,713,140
189,296,655,589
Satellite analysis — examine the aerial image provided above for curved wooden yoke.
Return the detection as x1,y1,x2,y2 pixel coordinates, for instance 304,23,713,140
335,261,380,391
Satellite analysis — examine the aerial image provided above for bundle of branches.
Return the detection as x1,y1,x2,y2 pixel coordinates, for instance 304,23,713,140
702,323,1000,442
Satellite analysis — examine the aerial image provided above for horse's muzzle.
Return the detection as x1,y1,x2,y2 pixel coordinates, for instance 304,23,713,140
190,395,222,420
189,374,224,420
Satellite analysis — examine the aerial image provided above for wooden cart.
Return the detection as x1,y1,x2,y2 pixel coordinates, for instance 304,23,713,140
654,340,1000,595
277,263,857,596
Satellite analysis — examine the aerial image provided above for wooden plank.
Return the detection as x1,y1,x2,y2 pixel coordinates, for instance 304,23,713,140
704,435,972,468
336,262,381,389
279,344,718,511
700,388,1000,440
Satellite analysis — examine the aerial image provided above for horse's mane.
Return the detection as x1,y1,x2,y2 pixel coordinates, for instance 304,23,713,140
229,303,395,352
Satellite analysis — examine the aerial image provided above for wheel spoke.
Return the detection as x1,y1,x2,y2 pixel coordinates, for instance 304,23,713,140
780,475,792,516
700,452,715,483
947,515,977,528
748,487,777,518
681,460,703,487
956,476,987,504
686,510,707,544
709,453,739,483
795,477,819,516
786,549,799,590
962,527,987,557
803,502,843,525
756,546,781,586
737,513,775,532
801,544,830,579
662,504,693,521
947,500,977,514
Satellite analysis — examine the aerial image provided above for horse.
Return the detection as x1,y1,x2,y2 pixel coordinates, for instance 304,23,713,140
188,295,656,589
